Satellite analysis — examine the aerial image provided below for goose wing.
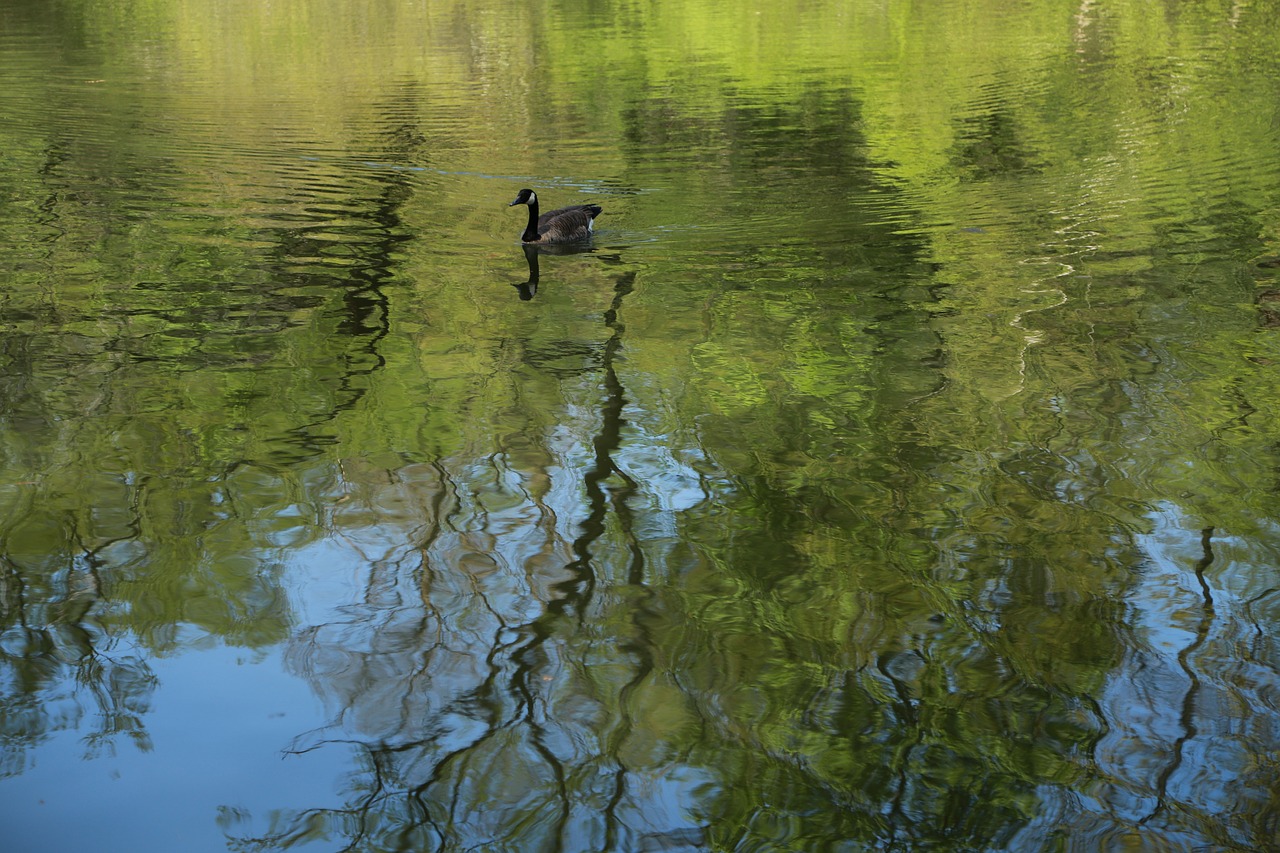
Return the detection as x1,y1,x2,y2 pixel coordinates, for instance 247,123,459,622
536,204,602,241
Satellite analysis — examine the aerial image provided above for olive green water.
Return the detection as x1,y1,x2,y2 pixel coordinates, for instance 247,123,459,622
3,0,1280,850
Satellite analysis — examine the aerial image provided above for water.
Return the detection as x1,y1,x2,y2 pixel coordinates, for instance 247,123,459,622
2,0,1279,850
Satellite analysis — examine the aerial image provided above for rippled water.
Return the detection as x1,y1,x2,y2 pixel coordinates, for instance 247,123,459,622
3,0,1280,850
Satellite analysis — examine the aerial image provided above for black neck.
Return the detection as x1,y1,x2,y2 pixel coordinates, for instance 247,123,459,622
522,199,540,242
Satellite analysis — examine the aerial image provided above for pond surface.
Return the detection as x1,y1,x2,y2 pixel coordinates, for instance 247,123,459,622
2,0,1280,850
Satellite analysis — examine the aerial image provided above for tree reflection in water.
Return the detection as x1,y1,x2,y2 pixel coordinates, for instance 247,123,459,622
251,269,666,851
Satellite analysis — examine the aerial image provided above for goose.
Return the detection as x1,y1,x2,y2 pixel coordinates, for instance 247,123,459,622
508,188,602,244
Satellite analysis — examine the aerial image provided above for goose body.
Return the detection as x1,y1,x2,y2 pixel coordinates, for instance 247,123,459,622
509,188,602,244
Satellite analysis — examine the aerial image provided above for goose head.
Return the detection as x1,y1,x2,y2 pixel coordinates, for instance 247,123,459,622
509,189,537,207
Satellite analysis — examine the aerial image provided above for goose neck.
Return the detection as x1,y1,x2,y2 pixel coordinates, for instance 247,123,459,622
522,199,540,242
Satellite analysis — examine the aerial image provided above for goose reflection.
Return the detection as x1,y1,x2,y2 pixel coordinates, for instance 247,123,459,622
510,242,597,300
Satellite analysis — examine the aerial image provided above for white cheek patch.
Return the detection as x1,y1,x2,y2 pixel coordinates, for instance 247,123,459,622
528,192,537,205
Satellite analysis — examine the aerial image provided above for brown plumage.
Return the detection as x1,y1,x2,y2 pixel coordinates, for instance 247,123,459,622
508,188,602,244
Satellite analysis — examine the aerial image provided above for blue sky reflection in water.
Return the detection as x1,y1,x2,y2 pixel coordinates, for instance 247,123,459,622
1,0,1279,850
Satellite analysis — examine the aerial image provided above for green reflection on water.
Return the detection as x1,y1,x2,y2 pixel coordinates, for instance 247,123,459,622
2,0,1280,850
